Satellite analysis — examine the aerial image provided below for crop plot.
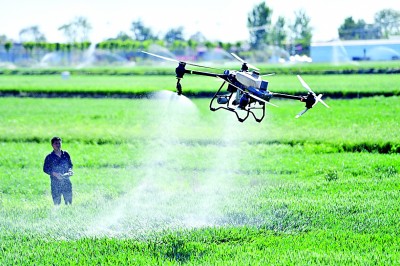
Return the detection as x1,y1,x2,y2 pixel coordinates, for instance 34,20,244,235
0,76,399,264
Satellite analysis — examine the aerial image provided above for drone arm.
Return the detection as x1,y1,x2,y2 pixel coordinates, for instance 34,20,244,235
271,92,304,101
185,69,222,78
272,92,323,118
177,64,221,78
176,67,224,95
272,92,316,108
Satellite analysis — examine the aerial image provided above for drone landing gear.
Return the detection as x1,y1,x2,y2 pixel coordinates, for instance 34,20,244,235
209,82,266,123
246,104,266,123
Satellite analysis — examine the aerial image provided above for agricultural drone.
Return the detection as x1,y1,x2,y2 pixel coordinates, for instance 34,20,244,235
142,51,330,122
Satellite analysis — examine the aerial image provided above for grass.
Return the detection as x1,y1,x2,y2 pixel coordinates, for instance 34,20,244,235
0,94,399,264
0,74,399,96
1,60,400,76
1,142,399,264
0,96,398,151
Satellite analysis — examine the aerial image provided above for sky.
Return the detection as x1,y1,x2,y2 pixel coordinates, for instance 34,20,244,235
1,0,399,43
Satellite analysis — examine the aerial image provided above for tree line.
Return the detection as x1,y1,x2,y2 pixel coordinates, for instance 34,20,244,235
1,2,399,59
339,9,400,40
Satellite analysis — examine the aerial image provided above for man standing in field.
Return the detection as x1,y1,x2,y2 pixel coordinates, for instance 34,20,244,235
43,136,74,205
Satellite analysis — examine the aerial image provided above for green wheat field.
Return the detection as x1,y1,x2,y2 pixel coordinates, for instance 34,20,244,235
0,72,399,265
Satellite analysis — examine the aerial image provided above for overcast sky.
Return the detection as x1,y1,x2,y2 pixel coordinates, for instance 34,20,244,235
1,0,399,43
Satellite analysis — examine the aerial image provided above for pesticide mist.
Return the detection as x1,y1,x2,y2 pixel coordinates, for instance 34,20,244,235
2,92,271,241
86,91,259,239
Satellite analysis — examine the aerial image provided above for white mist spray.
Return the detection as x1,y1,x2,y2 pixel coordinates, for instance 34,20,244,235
85,91,259,238
86,90,204,238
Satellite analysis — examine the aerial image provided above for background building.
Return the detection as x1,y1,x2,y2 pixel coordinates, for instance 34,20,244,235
311,38,400,63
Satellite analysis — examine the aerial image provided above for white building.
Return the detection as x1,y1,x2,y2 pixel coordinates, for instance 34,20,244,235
310,38,400,63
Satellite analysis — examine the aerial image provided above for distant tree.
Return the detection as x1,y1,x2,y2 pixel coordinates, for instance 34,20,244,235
58,16,92,43
339,17,381,40
0,35,7,43
4,41,13,61
164,27,185,45
22,42,35,57
374,9,400,38
75,17,92,42
361,23,381,39
338,17,357,40
187,39,198,50
19,26,46,42
4,41,12,52
79,41,91,51
247,2,273,49
271,16,286,48
204,41,217,49
289,10,312,55
189,31,207,43
171,40,187,53
58,24,74,43
116,32,132,41
235,41,243,51
130,20,157,41
45,42,57,52
219,41,233,51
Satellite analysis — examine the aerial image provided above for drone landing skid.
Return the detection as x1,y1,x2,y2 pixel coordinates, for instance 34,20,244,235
209,82,265,123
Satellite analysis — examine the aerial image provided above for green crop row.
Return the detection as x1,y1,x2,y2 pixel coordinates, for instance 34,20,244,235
1,60,400,75
0,74,399,97
0,97,398,151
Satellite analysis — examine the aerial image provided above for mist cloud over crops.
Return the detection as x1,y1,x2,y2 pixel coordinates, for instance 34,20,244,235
0,91,272,241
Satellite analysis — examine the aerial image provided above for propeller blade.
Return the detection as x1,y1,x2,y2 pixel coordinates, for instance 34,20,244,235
263,99,279,107
141,51,178,63
297,75,330,109
261,73,275,77
295,108,309,118
141,51,224,71
318,94,330,108
313,94,323,107
230,53,245,63
297,75,314,95
230,53,260,71
248,94,278,107
311,94,331,109
317,94,330,108
182,61,224,71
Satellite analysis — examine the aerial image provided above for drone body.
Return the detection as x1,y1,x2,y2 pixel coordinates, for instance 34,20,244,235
235,71,267,89
142,51,329,122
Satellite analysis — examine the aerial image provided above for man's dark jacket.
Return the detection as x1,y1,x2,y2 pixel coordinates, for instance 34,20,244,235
43,150,73,180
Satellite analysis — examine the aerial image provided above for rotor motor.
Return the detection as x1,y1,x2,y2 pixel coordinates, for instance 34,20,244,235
304,93,316,109
175,63,186,79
